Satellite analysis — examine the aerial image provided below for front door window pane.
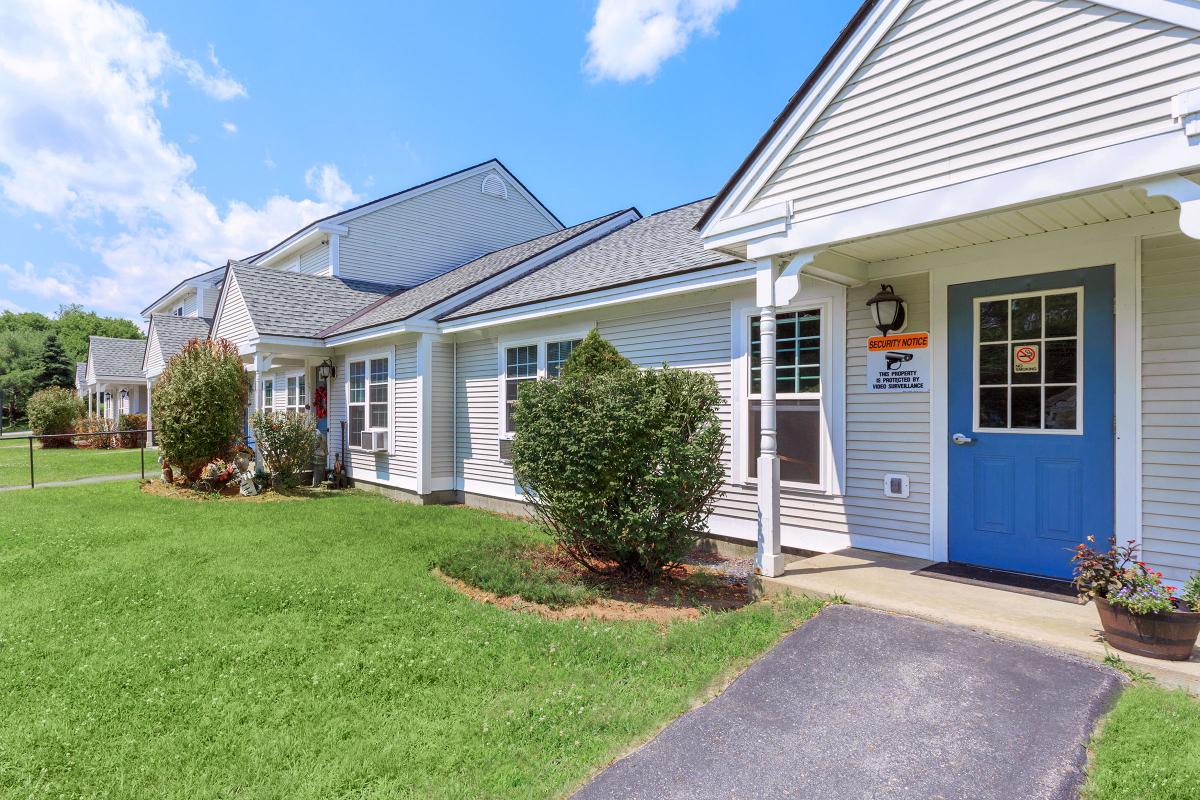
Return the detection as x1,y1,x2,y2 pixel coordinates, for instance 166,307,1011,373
975,290,1080,432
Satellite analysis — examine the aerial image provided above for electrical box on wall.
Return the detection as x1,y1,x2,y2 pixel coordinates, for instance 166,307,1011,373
883,473,910,499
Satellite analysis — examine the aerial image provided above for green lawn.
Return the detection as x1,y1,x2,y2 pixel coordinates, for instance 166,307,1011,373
0,482,821,799
0,445,151,487
1085,683,1200,800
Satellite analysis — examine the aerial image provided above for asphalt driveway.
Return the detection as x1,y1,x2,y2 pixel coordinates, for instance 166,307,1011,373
575,605,1123,800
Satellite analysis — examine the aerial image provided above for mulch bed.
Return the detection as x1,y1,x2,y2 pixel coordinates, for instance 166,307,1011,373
437,543,757,622
139,480,311,503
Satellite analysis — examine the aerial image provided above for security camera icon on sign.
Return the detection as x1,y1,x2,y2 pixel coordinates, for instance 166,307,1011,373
885,351,913,370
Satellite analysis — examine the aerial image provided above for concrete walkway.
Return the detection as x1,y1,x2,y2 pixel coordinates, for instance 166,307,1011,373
0,473,142,491
759,548,1200,692
576,605,1121,800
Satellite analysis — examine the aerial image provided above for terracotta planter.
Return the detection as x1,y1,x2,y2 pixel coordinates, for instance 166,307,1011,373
1095,597,1200,661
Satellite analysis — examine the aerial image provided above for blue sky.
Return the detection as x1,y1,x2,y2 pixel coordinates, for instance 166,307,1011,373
0,0,862,321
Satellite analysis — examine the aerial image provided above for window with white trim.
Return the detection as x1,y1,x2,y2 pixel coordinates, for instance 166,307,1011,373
262,378,273,409
501,337,585,436
348,357,389,445
504,345,537,434
546,338,582,378
286,374,307,413
747,308,823,487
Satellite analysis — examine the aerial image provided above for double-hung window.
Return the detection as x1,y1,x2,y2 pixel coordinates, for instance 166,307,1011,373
747,308,823,487
501,337,584,435
504,345,538,434
348,356,389,445
286,374,307,413
262,378,273,410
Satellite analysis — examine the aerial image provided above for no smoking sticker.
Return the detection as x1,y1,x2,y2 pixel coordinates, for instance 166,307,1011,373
1013,344,1040,373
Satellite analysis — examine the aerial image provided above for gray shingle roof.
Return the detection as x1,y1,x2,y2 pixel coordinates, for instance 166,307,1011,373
227,262,400,339
89,336,147,378
151,314,212,362
322,209,633,337
440,198,737,321
75,362,86,387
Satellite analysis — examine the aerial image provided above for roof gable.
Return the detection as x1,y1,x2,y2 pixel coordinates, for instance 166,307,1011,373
700,0,1200,236
248,160,562,270
321,208,637,338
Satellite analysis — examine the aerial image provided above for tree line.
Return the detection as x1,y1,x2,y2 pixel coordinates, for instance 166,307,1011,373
0,304,143,424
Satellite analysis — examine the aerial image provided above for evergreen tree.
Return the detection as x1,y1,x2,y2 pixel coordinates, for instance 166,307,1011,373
34,334,75,391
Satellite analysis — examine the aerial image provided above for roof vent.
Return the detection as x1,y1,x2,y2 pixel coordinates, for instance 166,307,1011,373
481,172,508,199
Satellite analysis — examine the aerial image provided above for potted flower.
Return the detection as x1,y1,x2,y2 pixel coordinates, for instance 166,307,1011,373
1071,536,1200,660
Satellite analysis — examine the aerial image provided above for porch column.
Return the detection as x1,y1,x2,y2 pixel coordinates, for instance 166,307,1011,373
145,379,153,446
755,257,786,577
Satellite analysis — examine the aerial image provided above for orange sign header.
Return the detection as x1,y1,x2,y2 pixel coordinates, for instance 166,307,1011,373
867,332,929,352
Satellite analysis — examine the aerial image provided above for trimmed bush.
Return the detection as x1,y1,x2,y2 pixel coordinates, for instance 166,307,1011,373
510,331,726,579
117,413,147,448
153,338,248,478
250,409,319,488
27,386,82,448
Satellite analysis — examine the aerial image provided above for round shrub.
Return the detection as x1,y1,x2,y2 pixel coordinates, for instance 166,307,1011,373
249,409,320,488
510,331,726,579
152,338,248,478
27,386,82,447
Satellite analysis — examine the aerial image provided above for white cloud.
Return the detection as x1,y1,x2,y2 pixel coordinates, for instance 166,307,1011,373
305,164,362,206
0,0,354,316
263,152,276,169
584,0,737,82
0,296,28,313
222,120,237,134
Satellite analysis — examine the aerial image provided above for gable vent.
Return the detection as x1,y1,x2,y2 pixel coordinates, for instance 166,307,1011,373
481,172,508,199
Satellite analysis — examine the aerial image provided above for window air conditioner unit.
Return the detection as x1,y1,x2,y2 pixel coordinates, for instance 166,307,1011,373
360,430,388,453
498,437,514,462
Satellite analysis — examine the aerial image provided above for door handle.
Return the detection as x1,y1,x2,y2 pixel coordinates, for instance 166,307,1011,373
952,433,974,445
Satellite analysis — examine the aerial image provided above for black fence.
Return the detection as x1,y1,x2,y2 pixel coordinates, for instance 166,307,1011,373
3,429,156,489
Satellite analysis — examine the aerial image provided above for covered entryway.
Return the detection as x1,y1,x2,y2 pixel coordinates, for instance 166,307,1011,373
947,266,1115,579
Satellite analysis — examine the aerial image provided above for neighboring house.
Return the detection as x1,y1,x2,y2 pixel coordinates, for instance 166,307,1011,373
82,336,148,421
123,1,1200,586
74,363,86,399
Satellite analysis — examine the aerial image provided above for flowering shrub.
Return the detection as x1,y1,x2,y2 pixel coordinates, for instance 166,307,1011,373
1072,536,1183,615
250,409,319,488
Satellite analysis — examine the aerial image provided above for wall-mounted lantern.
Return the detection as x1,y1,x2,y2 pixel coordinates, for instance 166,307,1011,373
866,283,907,335
316,358,336,381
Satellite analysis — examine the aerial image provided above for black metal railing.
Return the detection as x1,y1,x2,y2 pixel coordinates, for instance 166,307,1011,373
4,429,156,489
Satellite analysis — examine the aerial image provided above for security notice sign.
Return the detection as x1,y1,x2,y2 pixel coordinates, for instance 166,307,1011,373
866,332,930,393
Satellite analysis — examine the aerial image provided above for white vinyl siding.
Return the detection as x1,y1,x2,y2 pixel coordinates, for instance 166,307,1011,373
393,341,419,479
200,285,220,319
211,272,257,347
450,288,932,557
1140,233,1200,583
179,293,197,317
844,273,931,551
751,0,1200,220
297,242,331,276
338,174,558,287
143,326,164,377
431,340,456,480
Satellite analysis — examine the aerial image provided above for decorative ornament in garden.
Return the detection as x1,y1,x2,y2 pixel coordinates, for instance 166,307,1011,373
1071,536,1200,660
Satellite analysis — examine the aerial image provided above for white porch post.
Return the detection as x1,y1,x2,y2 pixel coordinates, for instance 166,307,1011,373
755,256,786,577
145,379,153,446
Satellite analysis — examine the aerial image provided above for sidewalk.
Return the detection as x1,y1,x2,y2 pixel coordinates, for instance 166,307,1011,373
0,473,142,491
758,548,1200,693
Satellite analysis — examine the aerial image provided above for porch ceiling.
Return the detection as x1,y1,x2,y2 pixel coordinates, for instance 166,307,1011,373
828,186,1180,264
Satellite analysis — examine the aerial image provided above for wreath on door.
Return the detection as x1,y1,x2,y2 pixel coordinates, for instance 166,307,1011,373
313,385,328,419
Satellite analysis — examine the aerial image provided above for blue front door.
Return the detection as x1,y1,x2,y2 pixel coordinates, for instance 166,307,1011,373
948,266,1114,579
